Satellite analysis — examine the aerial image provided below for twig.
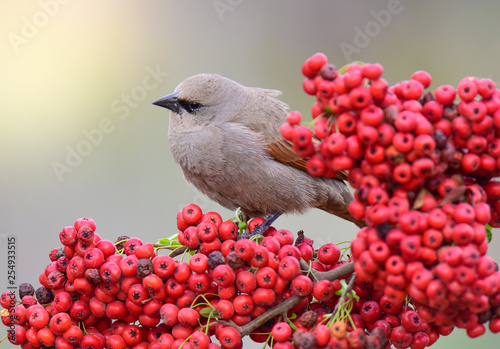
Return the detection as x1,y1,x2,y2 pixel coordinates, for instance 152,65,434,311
232,262,354,336
331,272,357,317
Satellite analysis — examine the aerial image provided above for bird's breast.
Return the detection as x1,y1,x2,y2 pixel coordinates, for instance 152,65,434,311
168,126,225,176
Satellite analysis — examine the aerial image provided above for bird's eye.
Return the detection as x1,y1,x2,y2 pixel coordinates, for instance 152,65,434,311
189,101,201,111
178,100,202,113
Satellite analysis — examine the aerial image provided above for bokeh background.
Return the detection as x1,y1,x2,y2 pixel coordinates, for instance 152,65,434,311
1,1,500,348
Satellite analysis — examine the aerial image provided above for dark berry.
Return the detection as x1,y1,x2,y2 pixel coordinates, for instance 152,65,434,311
18,283,34,299
137,258,154,278
226,251,245,270
299,310,318,328
115,235,130,251
84,268,102,284
319,63,337,81
208,250,225,270
35,286,54,304
293,330,317,349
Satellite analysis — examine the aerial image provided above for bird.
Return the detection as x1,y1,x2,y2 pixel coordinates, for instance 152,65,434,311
152,74,365,229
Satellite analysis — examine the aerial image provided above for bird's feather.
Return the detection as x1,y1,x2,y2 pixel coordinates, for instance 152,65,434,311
267,139,348,181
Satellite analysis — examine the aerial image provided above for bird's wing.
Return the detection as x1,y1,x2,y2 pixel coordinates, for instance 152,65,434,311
266,139,348,181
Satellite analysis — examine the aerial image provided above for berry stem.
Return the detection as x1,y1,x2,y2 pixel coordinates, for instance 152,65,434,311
302,260,320,283
113,239,128,246
261,333,273,349
328,273,357,327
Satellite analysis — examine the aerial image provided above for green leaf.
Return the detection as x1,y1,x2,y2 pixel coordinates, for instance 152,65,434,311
323,105,333,113
289,313,297,320
287,317,298,331
157,238,170,245
199,307,214,318
238,221,247,230
486,224,493,243
168,233,179,241
189,249,196,256
335,279,348,296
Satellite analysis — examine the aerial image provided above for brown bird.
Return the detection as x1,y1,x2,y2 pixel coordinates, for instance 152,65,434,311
153,74,364,229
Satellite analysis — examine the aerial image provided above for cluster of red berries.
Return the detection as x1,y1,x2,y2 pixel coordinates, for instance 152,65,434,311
175,204,354,348
170,205,422,349
1,204,370,349
0,215,238,349
282,52,500,347
283,53,500,226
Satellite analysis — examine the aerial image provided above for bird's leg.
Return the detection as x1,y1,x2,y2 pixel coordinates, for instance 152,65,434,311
248,210,282,237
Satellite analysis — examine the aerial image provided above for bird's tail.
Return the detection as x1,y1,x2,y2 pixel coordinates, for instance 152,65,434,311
321,205,366,228
317,178,366,229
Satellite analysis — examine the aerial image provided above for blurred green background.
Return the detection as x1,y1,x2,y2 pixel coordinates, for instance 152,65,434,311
1,0,500,348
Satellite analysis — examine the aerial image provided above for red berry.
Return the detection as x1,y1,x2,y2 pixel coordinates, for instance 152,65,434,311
435,85,456,105
390,327,413,349
217,326,242,349
233,294,254,315
313,280,335,302
83,248,105,268
0,291,16,309
272,322,293,342
317,243,341,265
457,77,478,101
402,79,424,100
349,86,372,109
292,126,313,148
363,63,383,80
302,78,317,95
219,221,238,241
278,256,300,280
74,217,96,233
190,331,210,349
466,323,485,338
307,52,328,73
360,300,382,323
291,275,313,296
123,238,143,256
215,299,235,319
182,204,203,225
177,307,199,327
252,287,276,307
134,242,155,259
411,70,432,88
234,239,254,261
212,264,235,287
236,270,257,294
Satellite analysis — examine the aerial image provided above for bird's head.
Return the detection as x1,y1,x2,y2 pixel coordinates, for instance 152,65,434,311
153,74,247,126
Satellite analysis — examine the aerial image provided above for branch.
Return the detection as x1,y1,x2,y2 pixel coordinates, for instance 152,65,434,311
231,261,354,337
300,260,354,282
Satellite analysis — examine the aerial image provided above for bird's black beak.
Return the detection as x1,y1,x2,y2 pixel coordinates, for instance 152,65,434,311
152,92,180,113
